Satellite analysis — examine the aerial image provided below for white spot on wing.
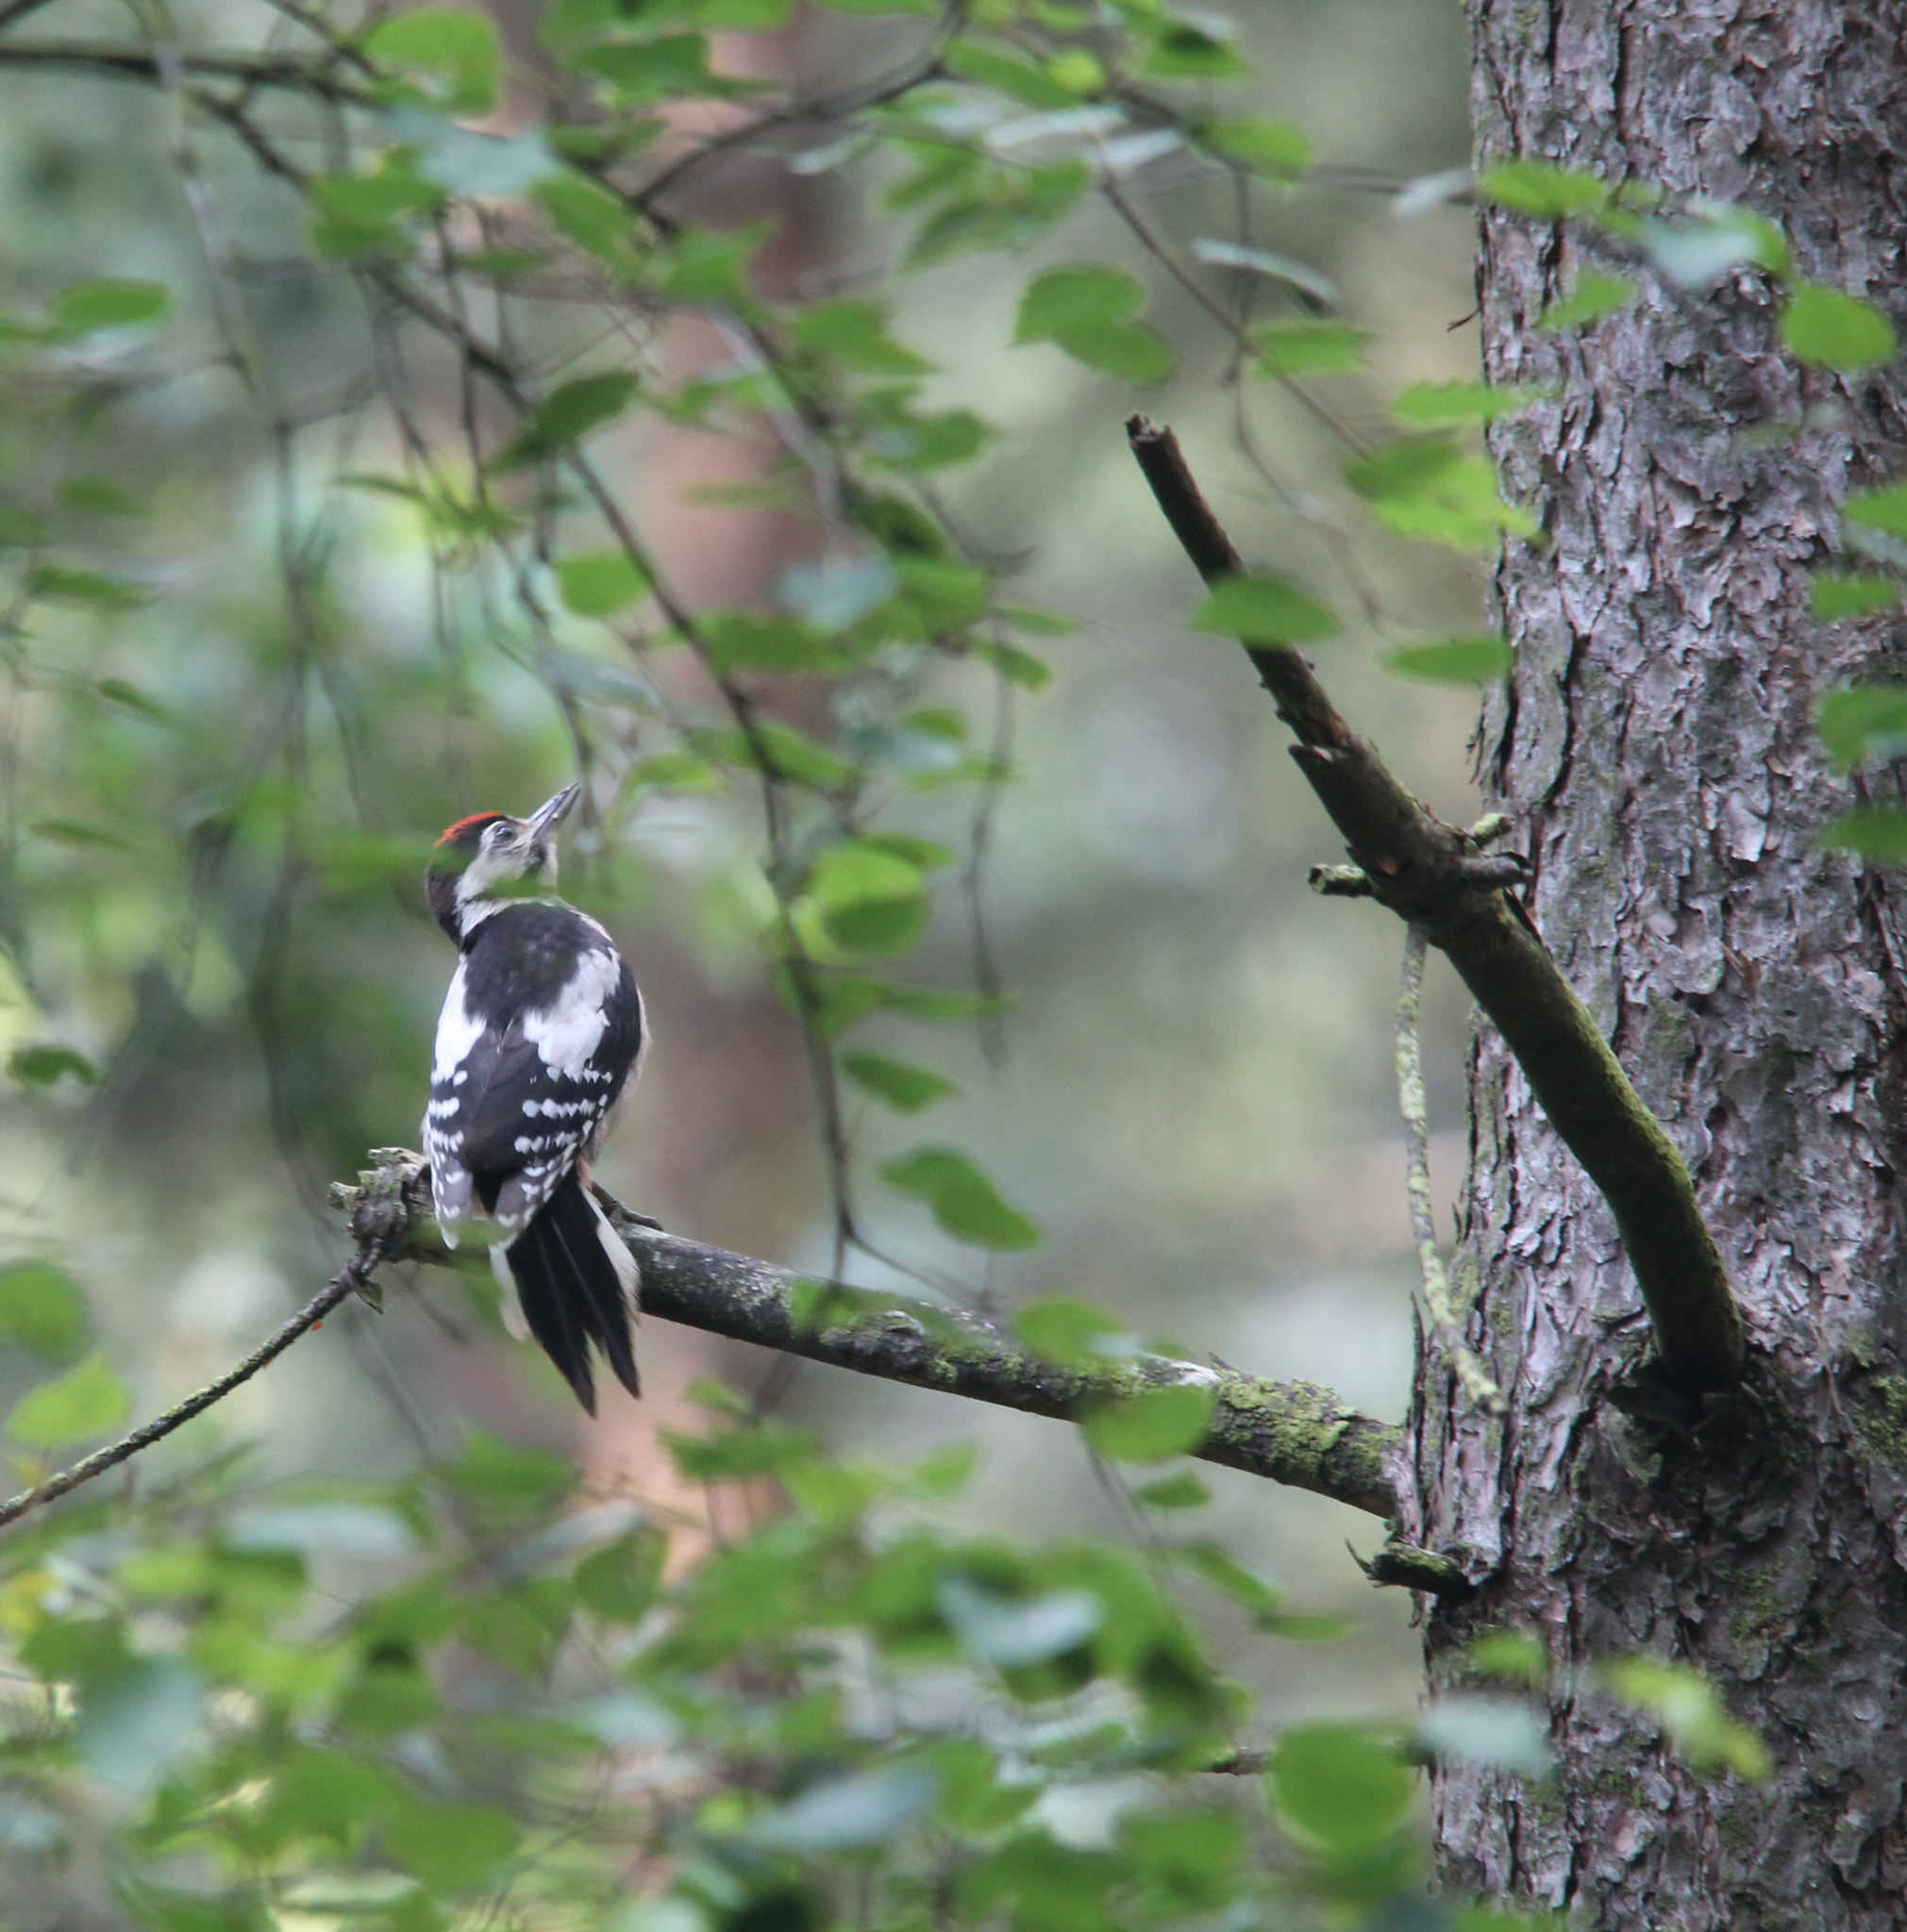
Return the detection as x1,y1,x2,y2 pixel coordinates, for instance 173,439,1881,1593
523,947,619,1080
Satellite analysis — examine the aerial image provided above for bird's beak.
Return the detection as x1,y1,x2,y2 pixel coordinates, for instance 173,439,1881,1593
526,782,582,840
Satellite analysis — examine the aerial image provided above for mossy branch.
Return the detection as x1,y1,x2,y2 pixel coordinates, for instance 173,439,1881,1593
333,1154,1402,1519
1127,415,1745,1396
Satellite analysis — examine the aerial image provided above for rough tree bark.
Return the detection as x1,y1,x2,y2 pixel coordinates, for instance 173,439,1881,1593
1414,4,1907,1924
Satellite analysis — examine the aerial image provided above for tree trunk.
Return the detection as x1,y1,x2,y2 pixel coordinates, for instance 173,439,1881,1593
1414,4,1907,1924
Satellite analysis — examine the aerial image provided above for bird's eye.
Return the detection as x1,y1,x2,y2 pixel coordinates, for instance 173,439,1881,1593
486,821,515,843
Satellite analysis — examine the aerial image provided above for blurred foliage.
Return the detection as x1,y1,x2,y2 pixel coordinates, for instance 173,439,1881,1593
0,0,1809,1922
0,1400,1571,1932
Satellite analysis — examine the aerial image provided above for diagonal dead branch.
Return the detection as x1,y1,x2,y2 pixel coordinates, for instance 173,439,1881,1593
0,37,376,99
1127,414,1745,1397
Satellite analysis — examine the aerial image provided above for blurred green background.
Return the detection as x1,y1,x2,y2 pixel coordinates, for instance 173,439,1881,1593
0,0,1482,1732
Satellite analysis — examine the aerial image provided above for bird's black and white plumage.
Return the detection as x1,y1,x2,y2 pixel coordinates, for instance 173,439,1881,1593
422,783,647,1410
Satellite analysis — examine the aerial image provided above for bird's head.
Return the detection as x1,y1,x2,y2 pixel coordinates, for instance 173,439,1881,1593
426,782,580,940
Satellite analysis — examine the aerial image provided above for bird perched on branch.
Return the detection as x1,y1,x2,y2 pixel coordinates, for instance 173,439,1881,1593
422,782,646,1410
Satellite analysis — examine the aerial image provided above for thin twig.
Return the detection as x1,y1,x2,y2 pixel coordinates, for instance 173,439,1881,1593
0,1234,392,1534
1396,924,1503,1414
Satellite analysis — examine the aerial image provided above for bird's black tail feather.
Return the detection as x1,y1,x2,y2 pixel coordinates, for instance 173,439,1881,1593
504,1172,641,1412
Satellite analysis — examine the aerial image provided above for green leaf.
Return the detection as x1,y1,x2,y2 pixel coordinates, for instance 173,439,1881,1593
809,839,930,956
750,1767,939,1851
864,398,992,473
1014,267,1174,383
1133,1471,1212,1509
791,297,932,375
1347,441,1536,550
1346,434,1463,498
575,1531,667,1622
1271,1723,1414,1847
61,476,143,516
881,1146,1040,1250
94,678,169,719
571,34,726,104
382,1794,518,1891
0,503,47,546
628,750,723,793
1819,808,1907,861
1638,206,1787,288
536,172,633,261
1392,380,1551,425
1539,269,1636,331
437,1427,576,1524
1013,1296,1132,1368
27,564,149,608
31,815,134,848
494,373,638,469
1467,1630,1548,1683
1082,1384,1215,1462
905,158,1091,270
8,1351,130,1448
939,1576,1101,1666
1202,116,1312,178
1781,282,1898,373
1143,19,1248,80
840,1050,958,1112
1123,1807,1246,1910
1845,482,1907,539
1416,1697,1553,1775
52,278,171,335
895,556,991,630
396,109,559,197
700,611,837,675
364,7,500,113
780,554,897,631
1598,1657,1769,1780
1384,636,1514,683
1811,571,1900,621
942,41,1078,108
1478,158,1609,218
75,1654,203,1794
0,1258,90,1359
7,1043,100,1088
669,1423,820,1480
1250,321,1365,376
1190,573,1338,645
974,639,1052,690
1818,683,1907,770
557,549,650,617
309,156,443,258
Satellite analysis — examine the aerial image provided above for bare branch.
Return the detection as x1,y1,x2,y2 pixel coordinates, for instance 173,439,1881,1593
1127,415,1746,1398
0,37,375,99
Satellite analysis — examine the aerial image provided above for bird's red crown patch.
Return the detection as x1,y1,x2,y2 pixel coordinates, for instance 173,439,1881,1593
437,811,507,846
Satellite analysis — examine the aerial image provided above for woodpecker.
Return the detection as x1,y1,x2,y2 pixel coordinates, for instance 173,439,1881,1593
422,782,646,1410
